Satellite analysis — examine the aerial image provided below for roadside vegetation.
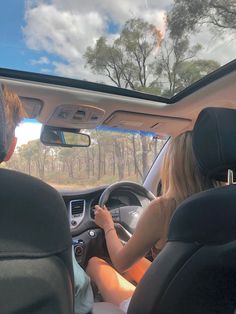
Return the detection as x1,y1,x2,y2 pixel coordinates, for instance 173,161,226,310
5,131,166,189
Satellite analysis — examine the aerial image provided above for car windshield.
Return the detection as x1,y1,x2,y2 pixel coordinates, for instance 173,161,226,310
2,119,167,191
0,1,235,98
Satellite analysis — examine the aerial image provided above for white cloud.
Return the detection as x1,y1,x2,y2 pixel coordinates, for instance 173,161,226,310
24,4,105,61
52,60,109,83
51,0,170,25
23,0,168,80
31,56,50,65
40,67,52,74
189,24,236,66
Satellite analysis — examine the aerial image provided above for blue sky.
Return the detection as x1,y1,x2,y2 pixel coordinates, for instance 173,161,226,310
0,1,39,72
0,0,168,79
0,1,27,70
0,1,119,75
0,1,64,74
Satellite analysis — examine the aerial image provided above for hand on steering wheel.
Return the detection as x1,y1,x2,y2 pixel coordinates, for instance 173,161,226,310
94,205,114,232
98,181,155,234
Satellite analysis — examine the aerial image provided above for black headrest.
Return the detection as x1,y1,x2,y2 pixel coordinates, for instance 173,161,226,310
0,84,71,258
0,169,72,259
0,84,7,161
168,184,236,245
192,107,236,181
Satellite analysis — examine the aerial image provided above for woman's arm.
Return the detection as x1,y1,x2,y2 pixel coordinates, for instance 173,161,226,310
94,198,164,273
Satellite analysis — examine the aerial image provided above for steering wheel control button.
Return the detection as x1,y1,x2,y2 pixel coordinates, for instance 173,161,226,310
112,215,120,222
111,209,120,222
88,230,96,238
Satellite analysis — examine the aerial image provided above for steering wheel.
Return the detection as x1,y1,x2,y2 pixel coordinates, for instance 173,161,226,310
98,181,156,234
72,182,155,267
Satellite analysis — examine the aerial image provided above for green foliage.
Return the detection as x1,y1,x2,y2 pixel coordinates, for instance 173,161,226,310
85,17,221,98
168,0,236,38
176,59,220,90
153,34,203,96
85,18,158,90
118,18,158,87
85,37,126,87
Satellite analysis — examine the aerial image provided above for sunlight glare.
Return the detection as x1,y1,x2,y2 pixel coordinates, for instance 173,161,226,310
15,121,42,147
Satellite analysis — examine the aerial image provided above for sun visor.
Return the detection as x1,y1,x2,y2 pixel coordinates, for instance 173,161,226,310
103,111,191,136
19,96,43,118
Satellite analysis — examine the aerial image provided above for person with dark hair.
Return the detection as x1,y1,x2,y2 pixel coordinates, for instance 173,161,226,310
0,84,26,162
0,84,93,314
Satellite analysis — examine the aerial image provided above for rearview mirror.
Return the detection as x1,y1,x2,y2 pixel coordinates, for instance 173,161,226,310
40,125,90,147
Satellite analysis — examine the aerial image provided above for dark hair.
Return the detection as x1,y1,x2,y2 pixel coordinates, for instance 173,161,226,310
2,84,26,148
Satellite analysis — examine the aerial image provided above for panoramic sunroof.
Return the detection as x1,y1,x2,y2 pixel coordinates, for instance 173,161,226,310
0,1,235,99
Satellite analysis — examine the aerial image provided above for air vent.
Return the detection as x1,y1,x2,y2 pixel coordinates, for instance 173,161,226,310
71,200,85,217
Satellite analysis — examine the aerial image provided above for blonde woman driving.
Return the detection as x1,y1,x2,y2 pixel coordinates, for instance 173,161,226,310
86,131,219,312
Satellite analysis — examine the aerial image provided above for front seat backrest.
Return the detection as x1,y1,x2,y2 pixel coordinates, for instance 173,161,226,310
0,84,74,314
128,107,236,314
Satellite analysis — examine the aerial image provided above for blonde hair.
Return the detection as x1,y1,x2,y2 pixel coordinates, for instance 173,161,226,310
2,84,26,148
161,131,218,205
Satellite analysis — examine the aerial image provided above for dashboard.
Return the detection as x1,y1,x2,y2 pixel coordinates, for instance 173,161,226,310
62,186,144,230
61,185,150,267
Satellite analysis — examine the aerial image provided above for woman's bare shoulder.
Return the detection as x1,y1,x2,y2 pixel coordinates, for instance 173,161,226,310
147,196,176,217
149,196,175,208
137,197,174,239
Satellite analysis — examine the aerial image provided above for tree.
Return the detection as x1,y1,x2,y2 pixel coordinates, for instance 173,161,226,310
85,37,126,88
176,59,220,90
31,140,50,179
17,140,50,179
85,17,220,99
18,143,33,175
154,34,202,96
118,18,158,89
131,135,142,178
168,0,236,38
58,148,78,180
140,135,149,177
114,138,125,180
6,127,166,189
85,18,158,91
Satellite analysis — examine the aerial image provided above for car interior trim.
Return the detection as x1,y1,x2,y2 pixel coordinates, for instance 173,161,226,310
69,199,86,229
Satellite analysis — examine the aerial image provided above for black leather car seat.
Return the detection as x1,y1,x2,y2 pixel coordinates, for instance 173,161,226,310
128,107,236,314
0,84,74,314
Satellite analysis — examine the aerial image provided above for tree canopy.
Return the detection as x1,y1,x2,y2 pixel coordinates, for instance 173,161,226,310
85,18,158,90
168,0,236,38
85,17,220,97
